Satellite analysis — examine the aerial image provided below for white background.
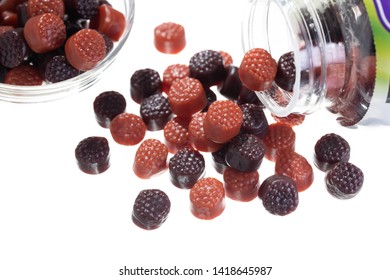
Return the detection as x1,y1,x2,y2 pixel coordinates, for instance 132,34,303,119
0,0,389,279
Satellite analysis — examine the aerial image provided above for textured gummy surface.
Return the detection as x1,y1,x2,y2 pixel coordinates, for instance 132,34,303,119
154,22,186,54
326,162,364,199
110,113,146,146
188,112,223,152
130,68,162,104
223,167,260,202
133,139,168,179
258,175,299,216
0,29,29,68
163,117,190,153
169,148,205,189
66,0,99,19
190,177,225,220
314,133,351,171
132,189,171,230
75,136,110,174
27,0,65,18
93,91,127,128
162,63,190,93
238,48,277,91
240,103,269,138
4,64,43,86
262,123,296,161
275,51,296,92
140,93,173,131
41,54,80,83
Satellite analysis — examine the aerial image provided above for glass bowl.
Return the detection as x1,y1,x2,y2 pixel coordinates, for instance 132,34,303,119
0,0,135,103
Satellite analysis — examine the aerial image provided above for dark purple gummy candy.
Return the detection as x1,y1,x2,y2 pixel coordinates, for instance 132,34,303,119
211,144,229,174
43,54,81,83
258,174,299,216
275,51,296,92
189,49,226,87
326,162,364,199
0,29,30,68
240,103,269,138
93,91,127,128
140,93,173,131
202,87,217,112
65,0,99,19
225,133,265,172
75,136,110,174
314,133,350,171
218,65,248,100
130,68,162,104
132,189,171,230
237,86,264,107
169,148,205,189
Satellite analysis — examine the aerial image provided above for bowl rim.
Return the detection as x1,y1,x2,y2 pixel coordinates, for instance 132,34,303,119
0,0,135,103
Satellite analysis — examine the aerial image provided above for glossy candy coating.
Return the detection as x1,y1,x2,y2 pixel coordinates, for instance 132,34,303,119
90,4,126,41
274,51,296,92
140,93,173,131
133,139,168,179
188,112,223,152
75,136,110,174
93,91,126,128
262,123,296,162
240,103,268,138
130,68,162,104
163,117,190,154
109,113,146,146
154,22,186,54
162,63,190,93
0,29,30,68
4,64,42,85
223,167,260,202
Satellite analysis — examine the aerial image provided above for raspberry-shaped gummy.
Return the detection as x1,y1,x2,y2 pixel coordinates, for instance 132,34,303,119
65,28,106,71
225,133,265,173
223,167,260,202
75,136,110,174
262,123,296,161
219,50,233,67
168,77,207,118
274,51,296,92
190,177,225,220
163,117,190,154
4,64,43,86
0,29,30,68
65,0,99,19
154,22,186,54
140,93,173,131
325,162,364,199
132,189,171,230
238,48,277,91
27,0,65,18
314,133,350,171
189,49,226,87
240,103,269,138
203,100,243,144
275,150,314,192
24,13,66,54
90,4,126,42
93,91,127,128
109,113,146,146
169,147,205,189
130,68,162,104
258,174,299,216
188,112,223,152
133,139,168,179
162,63,190,93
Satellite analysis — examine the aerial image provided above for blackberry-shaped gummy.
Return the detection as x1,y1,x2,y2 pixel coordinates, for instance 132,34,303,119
41,54,81,83
258,174,299,216
240,103,269,138
132,189,171,230
140,93,173,131
169,148,205,189
326,162,364,199
93,91,126,128
0,29,30,68
225,133,265,173
314,133,350,171
275,51,296,92
65,0,99,19
189,49,226,87
211,144,229,174
75,136,110,174
130,68,162,104
218,65,244,100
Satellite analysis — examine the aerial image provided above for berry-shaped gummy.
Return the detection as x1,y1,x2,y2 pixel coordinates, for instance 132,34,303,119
169,147,205,189
132,189,171,230
168,77,207,118
258,174,299,216
162,63,190,93
262,123,296,161
211,144,229,174
4,64,43,85
314,133,350,171
163,117,190,154
238,48,277,91
190,177,225,220
140,93,173,131
275,51,296,92
90,4,126,41
65,0,99,19
219,50,233,67
154,22,186,54
93,91,126,128
223,167,260,202
225,133,265,173
27,0,65,18
75,136,110,174
23,13,66,54
38,54,81,83
325,162,364,199
65,29,106,71
133,139,168,179
130,68,162,104
203,100,243,144
240,103,269,138
109,113,146,146
189,49,226,87
188,112,223,152
0,29,30,68
218,65,244,100
275,150,314,192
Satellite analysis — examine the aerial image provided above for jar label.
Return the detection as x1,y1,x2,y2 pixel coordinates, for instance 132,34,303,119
362,0,390,124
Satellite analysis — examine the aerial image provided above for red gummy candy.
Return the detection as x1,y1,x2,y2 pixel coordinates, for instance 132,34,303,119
223,167,260,202
65,29,106,71
133,139,168,179
238,48,277,91
162,63,190,93
262,123,296,161
27,0,65,18
163,117,191,154
90,4,126,42
4,64,43,85
190,177,225,220
154,22,186,54
271,113,306,127
23,13,66,54
110,113,146,146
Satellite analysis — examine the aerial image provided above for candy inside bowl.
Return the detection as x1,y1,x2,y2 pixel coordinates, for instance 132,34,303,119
0,0,135,103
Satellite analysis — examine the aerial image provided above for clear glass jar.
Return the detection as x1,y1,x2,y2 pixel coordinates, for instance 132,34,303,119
242,0,390,126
